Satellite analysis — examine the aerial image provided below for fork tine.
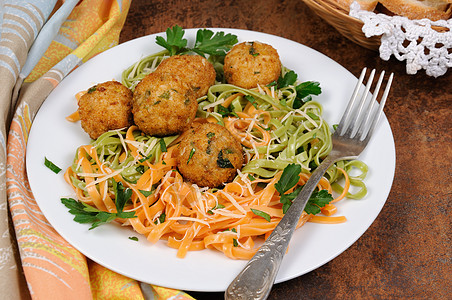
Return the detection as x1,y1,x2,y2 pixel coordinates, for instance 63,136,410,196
363,72,393,141
336,67,367,135
355,70,385,140
345,69,376,137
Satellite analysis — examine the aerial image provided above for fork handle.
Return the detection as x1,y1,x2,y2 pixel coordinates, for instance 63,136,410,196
225,155,340,300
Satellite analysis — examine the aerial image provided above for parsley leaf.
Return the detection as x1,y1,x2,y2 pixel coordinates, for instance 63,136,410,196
275,164,301,195
294,81,321,108
275,164,302,214
280,186,302,214
61,197,135,230
155,25,188,56
304,190,333,215
192,29,238,57
112,180,132,215
277,70,298,88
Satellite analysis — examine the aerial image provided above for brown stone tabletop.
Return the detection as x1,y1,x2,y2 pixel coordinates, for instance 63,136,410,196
119,1,451,299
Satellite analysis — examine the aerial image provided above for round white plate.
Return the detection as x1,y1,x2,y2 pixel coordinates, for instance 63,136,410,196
26,28,396,292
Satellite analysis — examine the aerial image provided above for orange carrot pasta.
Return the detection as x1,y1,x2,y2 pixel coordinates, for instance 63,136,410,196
64,124,352,259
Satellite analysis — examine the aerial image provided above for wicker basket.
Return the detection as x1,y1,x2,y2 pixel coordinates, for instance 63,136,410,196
301,0,449,51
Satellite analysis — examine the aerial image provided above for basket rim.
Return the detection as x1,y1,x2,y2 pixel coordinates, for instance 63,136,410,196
302,0,450,31
302,0,365,25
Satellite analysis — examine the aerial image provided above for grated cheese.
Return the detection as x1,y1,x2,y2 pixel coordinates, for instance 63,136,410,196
168,216,210,227
202,98,225,110
219,190,247,215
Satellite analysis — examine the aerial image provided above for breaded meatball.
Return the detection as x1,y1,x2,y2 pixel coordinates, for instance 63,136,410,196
155,54,216,99
224,41,281,89
78,81,133,140
132,72,197,136
175,123,243,188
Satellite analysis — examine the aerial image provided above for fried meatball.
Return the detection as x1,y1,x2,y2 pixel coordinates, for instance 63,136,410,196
155,54,216,99
78,81,133,140
224,41,281,89
132,72,197,136
175,123,243,188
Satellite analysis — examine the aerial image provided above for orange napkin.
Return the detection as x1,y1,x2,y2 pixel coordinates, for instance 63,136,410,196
1,1,195,299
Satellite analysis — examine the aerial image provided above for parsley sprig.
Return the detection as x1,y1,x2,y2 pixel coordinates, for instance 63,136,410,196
61,180,136,229
275,164,333,214
275,70,322,109
156,25,238,57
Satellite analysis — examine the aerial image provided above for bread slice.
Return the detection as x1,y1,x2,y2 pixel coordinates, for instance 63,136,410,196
379,0,452,20
334,0,379,11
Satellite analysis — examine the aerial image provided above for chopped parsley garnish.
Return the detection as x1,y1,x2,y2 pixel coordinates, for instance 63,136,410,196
87,86,97,93
187,147,196,164
250,208,271,222
245,95,258,108
207,203,225,214
61,181,135,230
139,153,153,163
156,25,238,57
217,104,238,117
139,189,153,197
159,90,171,99
154,213,166,224
217,150,234,168
135,165,145,174
129,236,139,241
44,157,62,174
159,139,167,152
206,132,215,139
275,164,333,214
248,42,259,57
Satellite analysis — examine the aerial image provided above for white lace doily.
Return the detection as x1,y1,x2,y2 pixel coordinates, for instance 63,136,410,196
349,2,452,77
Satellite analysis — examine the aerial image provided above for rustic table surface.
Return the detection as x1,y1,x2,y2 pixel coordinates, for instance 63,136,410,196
119,1,451,299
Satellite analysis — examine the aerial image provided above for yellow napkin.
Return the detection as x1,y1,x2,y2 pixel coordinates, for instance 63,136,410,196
1,1,195,299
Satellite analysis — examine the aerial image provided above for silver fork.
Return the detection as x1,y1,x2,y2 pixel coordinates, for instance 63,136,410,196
225,68,394,300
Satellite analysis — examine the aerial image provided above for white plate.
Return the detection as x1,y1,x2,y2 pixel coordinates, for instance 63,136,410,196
26,28,396,292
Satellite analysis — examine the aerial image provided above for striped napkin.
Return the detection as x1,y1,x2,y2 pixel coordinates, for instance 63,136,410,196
1,1,195,299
